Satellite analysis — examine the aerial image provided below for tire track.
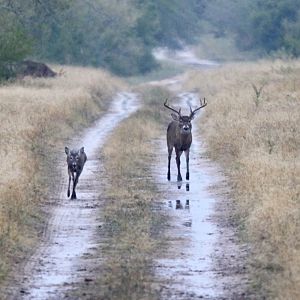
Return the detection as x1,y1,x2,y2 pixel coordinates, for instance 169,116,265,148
153,91,249,299
13,93,139,299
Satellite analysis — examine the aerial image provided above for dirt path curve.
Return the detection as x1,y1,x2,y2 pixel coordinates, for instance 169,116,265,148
12,93,139,299
153,47,219,68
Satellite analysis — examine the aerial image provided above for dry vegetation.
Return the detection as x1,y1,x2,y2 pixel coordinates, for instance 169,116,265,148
0,66,124,282
185,60,300,299
195,34,256,62
75,87,169,299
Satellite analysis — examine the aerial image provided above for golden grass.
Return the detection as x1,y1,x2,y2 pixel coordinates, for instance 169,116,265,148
185,59,300,299
80,87,169,299
0,66,124,281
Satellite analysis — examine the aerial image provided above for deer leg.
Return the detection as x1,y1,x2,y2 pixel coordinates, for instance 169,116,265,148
176,150,183,182
71,171,82,200
71,172,77,199
185,149,190,180
167,147,173,181
67,168,71,197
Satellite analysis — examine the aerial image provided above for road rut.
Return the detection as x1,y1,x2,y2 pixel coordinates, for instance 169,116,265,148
13,92,139,299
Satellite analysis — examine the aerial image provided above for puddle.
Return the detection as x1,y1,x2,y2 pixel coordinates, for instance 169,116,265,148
154,92,225,299
16,93,139,299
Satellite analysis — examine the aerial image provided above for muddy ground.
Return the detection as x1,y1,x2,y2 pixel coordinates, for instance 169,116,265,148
2,50,251,299
149,73,252,299
3,93,139,299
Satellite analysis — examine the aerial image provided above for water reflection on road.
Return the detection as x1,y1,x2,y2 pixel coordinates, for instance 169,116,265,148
17,93,139,300
154,92,224,299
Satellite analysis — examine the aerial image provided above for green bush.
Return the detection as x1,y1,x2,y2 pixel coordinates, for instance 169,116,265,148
203,0,300,58
0,14,32,80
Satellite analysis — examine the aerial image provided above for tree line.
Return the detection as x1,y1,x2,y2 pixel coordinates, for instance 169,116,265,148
204,0,300,57
1,0,300,79
0,0,202,77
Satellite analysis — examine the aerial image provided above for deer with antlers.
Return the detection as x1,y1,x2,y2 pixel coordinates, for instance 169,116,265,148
164,97,207,181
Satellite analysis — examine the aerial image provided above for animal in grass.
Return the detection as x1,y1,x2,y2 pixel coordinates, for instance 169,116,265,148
164,98,207,181
65,147,87,199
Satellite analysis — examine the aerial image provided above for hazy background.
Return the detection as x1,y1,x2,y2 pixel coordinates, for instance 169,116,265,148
1,0,300,77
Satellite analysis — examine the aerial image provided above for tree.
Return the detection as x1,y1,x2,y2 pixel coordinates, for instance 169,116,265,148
203,0,300,57
0,13,32,79
0,0,206,76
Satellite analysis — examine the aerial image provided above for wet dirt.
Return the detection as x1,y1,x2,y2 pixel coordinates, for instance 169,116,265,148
6,93,139,299
151,78,250,297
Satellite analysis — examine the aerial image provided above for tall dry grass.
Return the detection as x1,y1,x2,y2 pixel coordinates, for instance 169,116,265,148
0,66,124,281
185,60,300,299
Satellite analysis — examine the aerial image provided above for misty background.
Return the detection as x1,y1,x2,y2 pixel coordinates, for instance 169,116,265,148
1,0,300,78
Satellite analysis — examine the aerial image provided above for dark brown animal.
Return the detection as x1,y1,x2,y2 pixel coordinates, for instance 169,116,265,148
65,147,87,199
164,98,207,181
19,60,57,78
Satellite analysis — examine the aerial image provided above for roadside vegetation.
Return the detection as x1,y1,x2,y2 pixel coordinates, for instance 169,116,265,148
185,59,300,299
194,34,256,62
0,67,124,283
200,0,300,60
75,86,170,299
126,60,185,85
0,0,203,77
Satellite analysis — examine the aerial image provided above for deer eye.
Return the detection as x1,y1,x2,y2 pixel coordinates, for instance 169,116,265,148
69,156,73,160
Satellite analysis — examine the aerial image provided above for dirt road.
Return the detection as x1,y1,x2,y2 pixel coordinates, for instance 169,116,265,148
153,92,249,299
5,49,249,299
7,93,139,299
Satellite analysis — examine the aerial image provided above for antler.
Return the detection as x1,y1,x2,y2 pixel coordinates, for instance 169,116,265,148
164,99,181,115
190,97,207,117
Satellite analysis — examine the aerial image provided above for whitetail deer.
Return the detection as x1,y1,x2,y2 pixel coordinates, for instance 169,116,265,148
65,147,87,199
164,98,207,181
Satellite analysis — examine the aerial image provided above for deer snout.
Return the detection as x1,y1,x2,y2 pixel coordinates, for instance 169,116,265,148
183,125,190,131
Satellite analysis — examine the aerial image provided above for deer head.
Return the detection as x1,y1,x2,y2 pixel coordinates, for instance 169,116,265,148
164,98,207,135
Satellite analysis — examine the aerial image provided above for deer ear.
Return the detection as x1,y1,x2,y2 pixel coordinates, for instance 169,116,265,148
171,113,179,121
190,113,195,120
80,147,85,154
65,147,70,155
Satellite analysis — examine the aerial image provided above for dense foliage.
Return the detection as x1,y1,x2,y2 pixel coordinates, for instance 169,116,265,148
0,0,203,77
204,0,300,56
1,0,300,78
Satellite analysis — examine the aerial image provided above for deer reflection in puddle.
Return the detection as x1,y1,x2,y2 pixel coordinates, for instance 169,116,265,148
174,200,192,227
177,181,190,191
176,199,190,210
167,199,190,210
